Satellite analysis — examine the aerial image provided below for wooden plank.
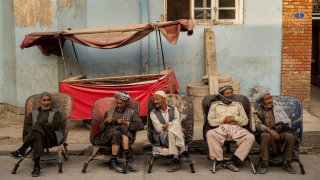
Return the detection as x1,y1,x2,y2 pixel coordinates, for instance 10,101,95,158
59,73,165,84
204,28,218,94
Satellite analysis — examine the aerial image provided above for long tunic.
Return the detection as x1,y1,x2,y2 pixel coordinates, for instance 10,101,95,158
150,106,186,155
23,107,62,159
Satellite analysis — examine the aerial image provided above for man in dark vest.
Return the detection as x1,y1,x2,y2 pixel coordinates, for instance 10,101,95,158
9,92,63,177
93,91,143,173
254,90,296,174
150,90,194,172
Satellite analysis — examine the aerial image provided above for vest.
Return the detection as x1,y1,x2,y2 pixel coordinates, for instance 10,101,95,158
256,107,268,124
106,107,134,122
32,108,64,145
151,105,175,146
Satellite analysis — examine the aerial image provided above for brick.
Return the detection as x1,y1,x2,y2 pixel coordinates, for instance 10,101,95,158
281,0,312,108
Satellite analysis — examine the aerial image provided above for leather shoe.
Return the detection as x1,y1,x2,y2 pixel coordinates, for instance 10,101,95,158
167,158,180,172
181,151,195,164
282,163,296,174
109,158,124,173
8,150,24,159
258,163,268,174
126,154,137,172
226,161,239,172
31,167,40,177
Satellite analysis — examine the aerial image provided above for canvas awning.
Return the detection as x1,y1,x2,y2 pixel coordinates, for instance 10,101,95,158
20,20,194,56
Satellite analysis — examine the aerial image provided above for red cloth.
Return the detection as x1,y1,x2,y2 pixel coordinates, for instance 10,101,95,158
20,20,194,56
59,69,179,120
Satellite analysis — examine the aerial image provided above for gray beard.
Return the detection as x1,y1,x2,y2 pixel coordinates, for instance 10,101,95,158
263,103,274,110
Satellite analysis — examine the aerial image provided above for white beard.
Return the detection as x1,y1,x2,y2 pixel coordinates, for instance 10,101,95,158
41,106,52,110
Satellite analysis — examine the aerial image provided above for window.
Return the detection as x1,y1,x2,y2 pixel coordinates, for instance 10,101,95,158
165,0,190,21
192,0,243,24
164,0,243,25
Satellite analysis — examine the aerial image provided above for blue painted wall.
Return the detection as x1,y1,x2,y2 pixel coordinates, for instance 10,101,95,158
84,0,142,78
0,0,17,105
13,0,60,106
0,0,282,107
72,0,282,95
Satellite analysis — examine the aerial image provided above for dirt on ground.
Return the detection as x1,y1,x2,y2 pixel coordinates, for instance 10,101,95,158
0,111,23,145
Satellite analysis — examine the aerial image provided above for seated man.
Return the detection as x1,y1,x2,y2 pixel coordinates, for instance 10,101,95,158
254,90,296,174
206,85,255,172
93,91,143,173
9,92,63,177
150,90,194,172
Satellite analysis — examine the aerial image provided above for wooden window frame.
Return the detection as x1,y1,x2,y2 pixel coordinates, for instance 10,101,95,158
164,0,243,25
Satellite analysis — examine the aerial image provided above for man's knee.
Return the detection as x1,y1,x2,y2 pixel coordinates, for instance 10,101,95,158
112,131,122,144
283,132,294,142
246,133,255,142
34,131,43,140
206,129,218,140
261,132,272,141
118,125,128,132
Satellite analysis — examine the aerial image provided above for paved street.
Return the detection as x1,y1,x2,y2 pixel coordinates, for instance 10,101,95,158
0,154,319,180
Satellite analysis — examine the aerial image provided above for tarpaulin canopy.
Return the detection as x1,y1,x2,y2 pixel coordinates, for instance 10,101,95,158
20,20,194,120
20,20,194,56
59,68,179,119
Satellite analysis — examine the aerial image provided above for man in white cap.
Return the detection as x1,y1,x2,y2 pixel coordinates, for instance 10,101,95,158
150,90,194,172
254,90,296,174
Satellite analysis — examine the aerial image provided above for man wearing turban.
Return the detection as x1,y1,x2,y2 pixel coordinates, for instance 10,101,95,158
254,90,296,174
206,85,255,172
150,90,194,172
94,91,143,173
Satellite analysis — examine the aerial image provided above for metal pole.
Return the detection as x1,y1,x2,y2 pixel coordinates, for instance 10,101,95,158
155,30,161,74
158,30,166,70
71,42,83,75
58,37,68,78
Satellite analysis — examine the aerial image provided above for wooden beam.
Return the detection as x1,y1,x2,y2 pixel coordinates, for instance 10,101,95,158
204,28,218,94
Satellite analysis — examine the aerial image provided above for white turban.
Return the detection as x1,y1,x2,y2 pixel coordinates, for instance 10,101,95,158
154,90,166,98
115,91,130,101
255,90,271,103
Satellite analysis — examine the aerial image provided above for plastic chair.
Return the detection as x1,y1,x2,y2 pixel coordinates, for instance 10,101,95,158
202,94,256,174
147,94,195,173
81,97,140,174
12,93,72,174
254,96,305,174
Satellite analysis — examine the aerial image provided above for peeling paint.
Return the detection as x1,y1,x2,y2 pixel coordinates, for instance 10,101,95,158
13,0,53,27
57,0,84,19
